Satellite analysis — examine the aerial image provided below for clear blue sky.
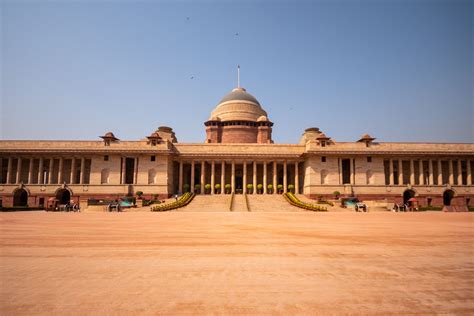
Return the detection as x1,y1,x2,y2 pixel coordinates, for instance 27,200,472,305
1,0,472,143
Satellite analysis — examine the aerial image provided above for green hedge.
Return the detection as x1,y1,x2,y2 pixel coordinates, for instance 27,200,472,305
283,192,327,212
150,193,195,212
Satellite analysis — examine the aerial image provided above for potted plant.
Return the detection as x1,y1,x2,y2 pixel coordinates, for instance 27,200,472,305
194,184,201,193
288,184,295,193
246,183,253,194
277,184,283,194
333,191,341,200
204,184,211,194
267,184,273,194
183,184,190,193
215,183,221,194
225,183,231,194
257,184,263,194
135,191,143,199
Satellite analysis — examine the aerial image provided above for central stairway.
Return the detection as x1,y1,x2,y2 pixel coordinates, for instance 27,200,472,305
247,195,300,212
231,194,248,212
178,195,232,212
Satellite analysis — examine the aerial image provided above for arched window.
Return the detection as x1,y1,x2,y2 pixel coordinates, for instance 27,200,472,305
366,170,373,185
148,169,156,184
320,169,328,185
100,168,109,184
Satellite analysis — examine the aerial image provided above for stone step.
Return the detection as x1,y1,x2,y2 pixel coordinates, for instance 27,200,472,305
231,194,248,212
178,194,231,212
247,195,300,212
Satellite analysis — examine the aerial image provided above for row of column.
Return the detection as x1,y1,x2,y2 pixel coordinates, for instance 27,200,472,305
1,157,87,185
177,160,300,194
387,159,472,185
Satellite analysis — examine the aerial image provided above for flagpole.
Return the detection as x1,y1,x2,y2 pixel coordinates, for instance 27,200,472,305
237,65,240,88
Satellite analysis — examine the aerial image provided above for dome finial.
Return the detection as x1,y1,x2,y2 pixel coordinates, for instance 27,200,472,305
237,65,240,88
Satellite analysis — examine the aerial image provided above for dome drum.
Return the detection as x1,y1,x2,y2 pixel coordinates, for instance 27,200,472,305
205,87,273,143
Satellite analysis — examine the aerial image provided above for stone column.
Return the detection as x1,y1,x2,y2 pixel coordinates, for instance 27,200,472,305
134,157,139,184
70,158,76,184
263,161,267,194
178,161,183,193
28,158,34,184
38,158,44,185
389,159,394,185
120,157,126,184
283,160,288,193
448,160,454,185
211,161,215,195
243,161,247,194
190,160,195,193
418,160,424,185
409,159,415,184
350,159,355,184
201,161,205,194
273,161,277,194
295,161,299,194
437,159,442,185
49,158,55,184
457,160,463,185
16,157,22,184
428,160,433,185
398,159,403,185
221,161,225,195
6,157,12,184
58,157,64,184
339,158,343,184
253,161,257,194
467,160,472,185
231,160,235,193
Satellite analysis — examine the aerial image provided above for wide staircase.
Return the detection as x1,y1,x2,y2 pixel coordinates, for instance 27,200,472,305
246,195,300,212
178,195,232,212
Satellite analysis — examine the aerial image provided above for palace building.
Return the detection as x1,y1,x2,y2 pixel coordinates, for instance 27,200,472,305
0,84,473,209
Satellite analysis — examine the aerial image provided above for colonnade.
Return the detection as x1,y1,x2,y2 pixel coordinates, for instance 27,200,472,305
0,157,88,185
386,158,472,186
177,160,301,194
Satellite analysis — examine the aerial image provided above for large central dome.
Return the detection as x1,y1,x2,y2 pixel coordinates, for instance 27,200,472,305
210,87,268,122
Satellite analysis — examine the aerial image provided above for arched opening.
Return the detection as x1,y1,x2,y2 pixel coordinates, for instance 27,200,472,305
443,190,455,206
403,189,416,205
13,189,28,207
56,189,71,205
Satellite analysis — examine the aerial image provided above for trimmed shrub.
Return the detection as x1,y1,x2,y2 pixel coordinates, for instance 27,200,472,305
283,192,327,212
135,191,143,198
288,184,295,193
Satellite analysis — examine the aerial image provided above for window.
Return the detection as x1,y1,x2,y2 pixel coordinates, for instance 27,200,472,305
104,155,109,161
367,157,372,163
151,156,156,162
366,170,373,185
321,156,326,162
321,141,326,147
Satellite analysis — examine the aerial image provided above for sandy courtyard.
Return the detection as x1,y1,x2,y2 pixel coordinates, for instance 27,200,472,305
0,211,473,315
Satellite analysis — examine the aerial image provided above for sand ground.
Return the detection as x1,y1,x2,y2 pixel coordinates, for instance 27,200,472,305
0,211,473,315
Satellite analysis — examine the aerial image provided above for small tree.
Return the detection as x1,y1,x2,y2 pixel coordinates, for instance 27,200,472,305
204,184,211,194
267,184,273,194
288,184,295,193
257,184,263,194
333,191,341,200
195,184,201,193
225,183,231,194
135,191,143,199
183,184,190,193
215,183,221,194
153,194,158,200
247,183,253,194
277,184,283,194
